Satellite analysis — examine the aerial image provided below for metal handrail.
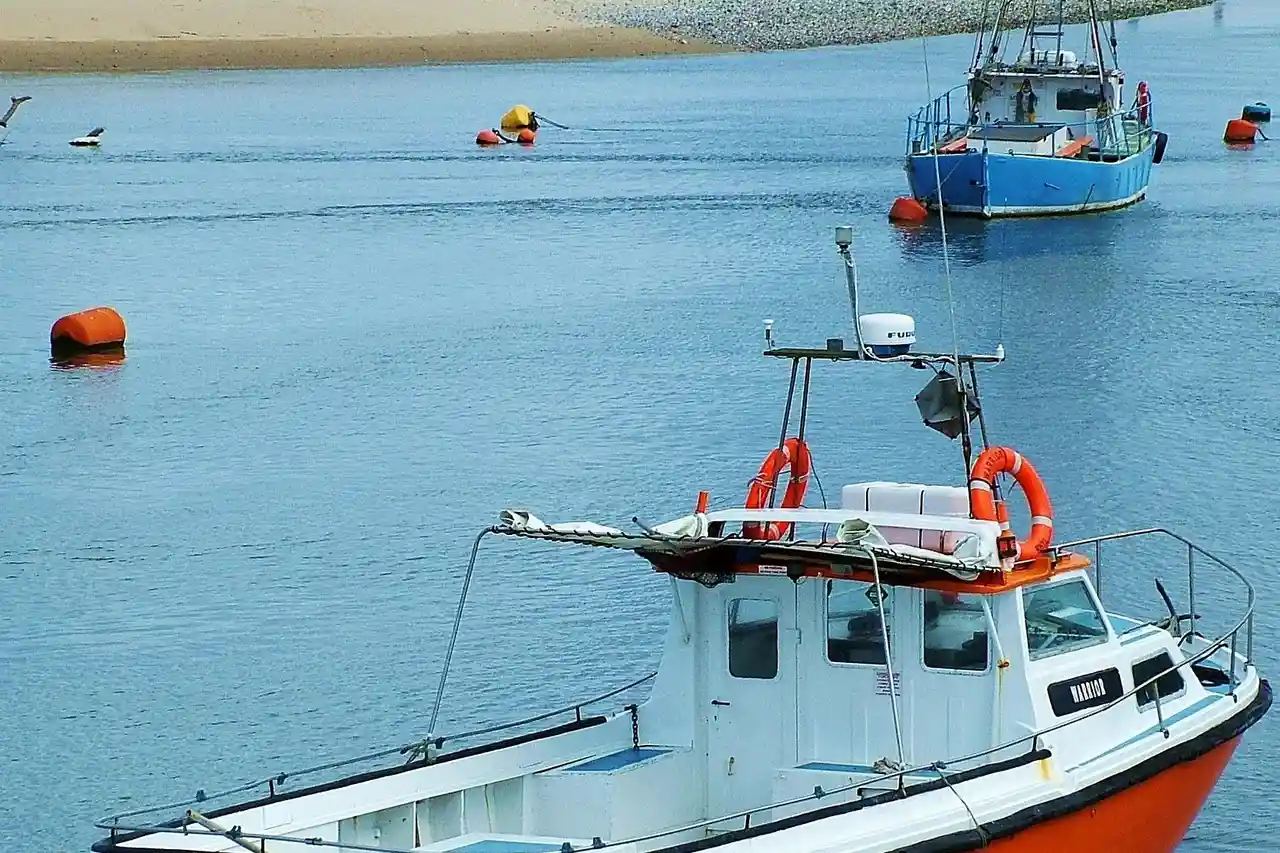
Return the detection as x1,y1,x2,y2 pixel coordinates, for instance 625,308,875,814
905,90,1156,157
95,671,656,828
1051,527,1256,669
95,530,1258,852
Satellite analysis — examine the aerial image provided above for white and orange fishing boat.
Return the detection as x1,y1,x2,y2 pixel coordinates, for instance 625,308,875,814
93,227,1269,853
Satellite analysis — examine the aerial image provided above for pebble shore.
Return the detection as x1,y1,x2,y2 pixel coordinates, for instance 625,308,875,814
572,0,1213,52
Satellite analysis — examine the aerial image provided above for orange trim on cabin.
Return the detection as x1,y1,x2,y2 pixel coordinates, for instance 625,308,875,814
654,552,1090,592
984,735,1241,853
1055,135,1093,158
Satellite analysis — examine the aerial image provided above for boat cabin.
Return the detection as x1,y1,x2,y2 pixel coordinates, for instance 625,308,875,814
967,51,1125,128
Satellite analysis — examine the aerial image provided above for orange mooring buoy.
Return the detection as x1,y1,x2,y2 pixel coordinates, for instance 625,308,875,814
889,196,929,223
51,306,126,357
516,128,536,144
476,129,501,146
1224,118,1258,144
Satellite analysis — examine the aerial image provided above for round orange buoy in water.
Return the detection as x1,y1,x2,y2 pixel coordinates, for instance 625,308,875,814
1224,118,1257,144
517,128,536,144
51,306,126,357
476,129,501,146
889,196,929,223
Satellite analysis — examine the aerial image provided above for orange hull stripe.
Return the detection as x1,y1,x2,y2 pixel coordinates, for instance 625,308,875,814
984,736,1241,853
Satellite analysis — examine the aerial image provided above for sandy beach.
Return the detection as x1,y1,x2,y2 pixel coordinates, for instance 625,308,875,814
0,0,1213,73
0,0,723,72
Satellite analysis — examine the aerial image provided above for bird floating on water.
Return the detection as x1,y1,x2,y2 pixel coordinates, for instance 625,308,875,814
70,127,105,147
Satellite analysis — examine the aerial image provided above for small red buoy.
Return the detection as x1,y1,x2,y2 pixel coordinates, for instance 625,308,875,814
1224,118,1257,144
476,129,501,146
516,128,536,145
51,306,126,357
889,196,929,223
695,490,710,514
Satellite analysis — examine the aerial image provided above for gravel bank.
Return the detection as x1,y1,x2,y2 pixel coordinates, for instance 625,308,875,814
570,0,1212,52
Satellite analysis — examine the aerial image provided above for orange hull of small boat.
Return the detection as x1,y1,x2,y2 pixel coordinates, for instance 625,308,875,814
985,735,1240,853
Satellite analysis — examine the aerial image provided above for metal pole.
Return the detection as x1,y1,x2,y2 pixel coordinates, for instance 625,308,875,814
796,358,813,445
1229,630,1238,688
869,553,906,770
1247,610,1254,667
1093,540,1102,598
1187,544,1196,638
768,358,801,511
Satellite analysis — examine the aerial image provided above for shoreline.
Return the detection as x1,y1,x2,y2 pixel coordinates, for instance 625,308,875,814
0,30,726,74
0,0,1215,74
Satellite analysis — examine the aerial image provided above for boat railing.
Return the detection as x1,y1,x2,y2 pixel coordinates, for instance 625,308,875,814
94,670,656,835
906,93,1157,158
1051,528,1255,678
906,84,968,154
94,529,1258,853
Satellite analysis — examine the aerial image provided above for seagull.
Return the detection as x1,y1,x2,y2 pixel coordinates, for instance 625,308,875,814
70,127,105,147
0,95,31,130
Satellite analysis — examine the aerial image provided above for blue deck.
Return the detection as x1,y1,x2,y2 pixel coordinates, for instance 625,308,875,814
566,747,672,772
797,761,929,778
445,843,563,853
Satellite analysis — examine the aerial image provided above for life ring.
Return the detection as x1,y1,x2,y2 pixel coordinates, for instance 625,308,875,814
968,446,1053,562
1136,81,1151,125
743,437,812,540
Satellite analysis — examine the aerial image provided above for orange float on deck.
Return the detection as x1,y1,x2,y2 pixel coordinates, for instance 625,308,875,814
968,445,1054,564
889,196,929,223
476,129,501,146
1224,118,1257,144
50,306,126,357
742,437,812,541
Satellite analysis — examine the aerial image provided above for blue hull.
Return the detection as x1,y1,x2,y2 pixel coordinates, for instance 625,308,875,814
905,142,1155,218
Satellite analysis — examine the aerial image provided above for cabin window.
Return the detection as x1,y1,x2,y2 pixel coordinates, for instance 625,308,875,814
1023,578,1110,660
1057,87,1103,111
827,580,890,665
1132,651,1186,709
922,590,990,672
727,598,778,679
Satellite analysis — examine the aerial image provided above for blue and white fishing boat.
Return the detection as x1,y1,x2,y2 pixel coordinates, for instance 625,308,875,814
904,0,1169,218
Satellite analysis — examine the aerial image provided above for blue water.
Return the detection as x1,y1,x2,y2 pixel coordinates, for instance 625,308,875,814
2,0,1278,849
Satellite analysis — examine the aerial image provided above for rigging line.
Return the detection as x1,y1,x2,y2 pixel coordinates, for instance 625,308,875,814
921,32,963,375
932,762,991,846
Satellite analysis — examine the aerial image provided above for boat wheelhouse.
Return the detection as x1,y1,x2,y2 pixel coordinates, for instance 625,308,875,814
904,0,1169,217
92,229,1267,853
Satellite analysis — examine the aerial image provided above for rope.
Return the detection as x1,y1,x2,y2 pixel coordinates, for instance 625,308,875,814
531,113,570,129
932,762,990,847
920,33,963,378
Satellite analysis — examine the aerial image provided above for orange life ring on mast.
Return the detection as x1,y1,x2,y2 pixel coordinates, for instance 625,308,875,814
1136,81,1151,124
968,446,1053,562
743,438,812,540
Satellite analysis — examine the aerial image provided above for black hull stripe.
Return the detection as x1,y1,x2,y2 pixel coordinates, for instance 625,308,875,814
893,678,1273,853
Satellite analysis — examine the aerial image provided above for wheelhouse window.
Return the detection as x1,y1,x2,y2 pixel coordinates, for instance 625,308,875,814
1132,651,1186,709
922,590,990,672
728,598,778,679
827,580,890,665
1023,578,1110,660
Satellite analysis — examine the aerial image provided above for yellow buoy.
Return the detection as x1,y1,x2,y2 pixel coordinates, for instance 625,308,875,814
500,105,534,130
